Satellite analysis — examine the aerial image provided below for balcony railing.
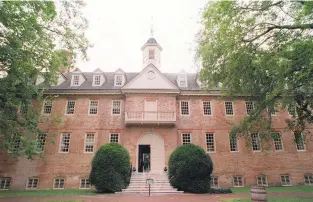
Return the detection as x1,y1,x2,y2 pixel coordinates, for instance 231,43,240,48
125,111,176,125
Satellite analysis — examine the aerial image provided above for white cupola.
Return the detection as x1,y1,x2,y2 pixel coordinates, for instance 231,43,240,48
141,37,163,69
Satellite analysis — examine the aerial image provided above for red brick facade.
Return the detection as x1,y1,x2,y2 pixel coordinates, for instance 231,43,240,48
1,94,313,190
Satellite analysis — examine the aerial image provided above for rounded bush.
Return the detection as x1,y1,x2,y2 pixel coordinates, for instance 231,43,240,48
168,144,213,193
89,143,130,193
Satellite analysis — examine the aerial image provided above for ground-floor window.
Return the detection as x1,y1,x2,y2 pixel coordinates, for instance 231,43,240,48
80,178,91,189
0,177,11,190
280,175,291,186
53,178,65,189
304,174,313,185
210,176,219,188
233,176,244,187
257,175,268,186
110,133,119,143
181,133,191,145
26,178,39,189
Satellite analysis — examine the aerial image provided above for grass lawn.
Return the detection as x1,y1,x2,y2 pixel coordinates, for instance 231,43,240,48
0,189,97,197
220,197,313,202
40,200,84,202
231,186,313,193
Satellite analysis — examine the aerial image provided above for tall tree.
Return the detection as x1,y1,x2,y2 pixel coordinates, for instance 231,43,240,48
198,1,313,144
0,1,89,158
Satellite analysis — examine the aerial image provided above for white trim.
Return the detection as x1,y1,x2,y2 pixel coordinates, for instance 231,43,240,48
114,75,124,86
233,176,244,187
205,133,216,153
42,100,53,115
224,101,235,116
251,133,261,152
273,132,284,152
88,100,99,115
83,133,95,153
181,133,192,145
71,75,80,86
295,133,306,151
53,178,65,189
111,100,122,115
65,100,76,115
25,177,39,189
180,101,190,116
280,175,292,186
210,176,219,188
245,101,254,116
109,133,120,143
229,133,239,152
59,133,71,153
202,101,213,116
178,74,188,88
79,178,91,189
257,175,268,186
92,75,102,86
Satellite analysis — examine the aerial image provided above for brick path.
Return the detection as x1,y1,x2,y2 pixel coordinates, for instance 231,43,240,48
0,192,312,202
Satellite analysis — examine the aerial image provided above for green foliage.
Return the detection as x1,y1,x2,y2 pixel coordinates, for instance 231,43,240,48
168,144,213,193
89,143,131,193
0,1,89,158
198,1,313,142
0,189,96,197
208,188,232,194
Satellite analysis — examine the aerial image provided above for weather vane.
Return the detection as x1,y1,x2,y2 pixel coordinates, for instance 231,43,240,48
150,16,154,37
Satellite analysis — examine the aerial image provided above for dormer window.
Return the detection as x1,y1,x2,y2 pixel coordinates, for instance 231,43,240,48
115,75,123,86
178,74,187,87
72,75,80,86
149,50,155,59
93,75,101,86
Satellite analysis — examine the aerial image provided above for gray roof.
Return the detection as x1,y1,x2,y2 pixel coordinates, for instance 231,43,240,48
147,38,157,44
46,71,203,92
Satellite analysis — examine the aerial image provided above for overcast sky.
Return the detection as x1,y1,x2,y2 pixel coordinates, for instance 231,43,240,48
76,0,208,73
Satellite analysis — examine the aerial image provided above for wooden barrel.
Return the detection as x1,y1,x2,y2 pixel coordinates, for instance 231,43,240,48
250,185,267,202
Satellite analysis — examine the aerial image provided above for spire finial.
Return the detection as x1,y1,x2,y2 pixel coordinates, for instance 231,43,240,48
150,16,154,37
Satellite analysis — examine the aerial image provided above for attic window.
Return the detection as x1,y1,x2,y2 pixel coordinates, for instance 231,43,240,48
72,75,80,86
93,75,101,86
178,74,187,87
149,50,155,59
115,75,123,86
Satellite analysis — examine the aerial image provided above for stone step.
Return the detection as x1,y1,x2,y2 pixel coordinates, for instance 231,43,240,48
122,188,178,192
120,190,184,193
128,185,173,188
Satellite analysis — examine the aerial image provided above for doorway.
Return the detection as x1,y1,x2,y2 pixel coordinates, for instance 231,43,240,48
138,145,151,172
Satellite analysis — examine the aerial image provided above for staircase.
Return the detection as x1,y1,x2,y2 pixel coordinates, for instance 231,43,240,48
120,172,183,193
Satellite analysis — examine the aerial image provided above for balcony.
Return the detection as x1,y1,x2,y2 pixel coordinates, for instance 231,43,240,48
125,111,176,125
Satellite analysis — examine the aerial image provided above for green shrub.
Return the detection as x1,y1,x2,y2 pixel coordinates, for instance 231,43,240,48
208,188,232,194
168,144,213,193
89,143,130,193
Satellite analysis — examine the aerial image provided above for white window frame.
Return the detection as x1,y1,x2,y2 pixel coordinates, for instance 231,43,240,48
280,175,291,186
59,133,71,153
37,133,47,153
251,133,261,152
114,75,123,86
53,178,65,189
109,133,120,143
43,100,53,114
112,100,121,115
65,100,76,115
205,133,215,153
26,177,39,189
272,133,283,152
224,101,234,116
93,75,101,86
233,176,244,187
304,174,313,185
79,178,91,189
295,132,306,151
210,176,219,188
229,133,239,152
88,100,99,115
0,177,11,190
178,74,188,87
180,101,190,116
181,133,192,145
84,133,95,153
245,101,254,115
71,75,80,86
203,101,212,116
257,175,268,186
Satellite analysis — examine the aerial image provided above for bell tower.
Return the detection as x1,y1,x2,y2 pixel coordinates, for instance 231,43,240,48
141,36,163,69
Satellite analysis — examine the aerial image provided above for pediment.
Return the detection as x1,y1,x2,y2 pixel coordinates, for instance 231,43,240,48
122,64,179,90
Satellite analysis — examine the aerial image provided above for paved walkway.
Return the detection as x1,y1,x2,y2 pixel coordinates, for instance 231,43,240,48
0,192,313,202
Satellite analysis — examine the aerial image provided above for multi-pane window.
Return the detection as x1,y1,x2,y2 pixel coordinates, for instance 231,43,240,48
180,101,189,115
115,75,123,86
112,100,121,115
304,174,313,185
84,133,94,153
233,176,244,187
80,178,91,189
268,106,277,116
229,133,238,152
203,101,212,115
37,133,47,152
182,133,191,145
272,133,283,151
60,133,71,153
295,132,305,151
88,101,99,115
281,175,291,186
54,178,65,189
179,75,187,87
206,133,215,152
257,175,268,186
27,178,39,189
149,50,155,59
210,176,219,188
43,100,53,114
72,75,80,86
110,133,119,143
66,100,76,114
225,101,234,115
251,133,261,151
93,75,101,86
10,134,21,153
0,178,11,190
20,104,28,115
245,101,254,115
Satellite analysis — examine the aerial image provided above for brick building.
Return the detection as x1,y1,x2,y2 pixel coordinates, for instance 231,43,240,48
1,37,313,190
